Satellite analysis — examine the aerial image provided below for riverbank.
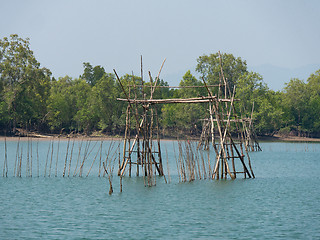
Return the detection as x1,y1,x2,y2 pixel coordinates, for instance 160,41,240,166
1,133,320,142
258,134,320,142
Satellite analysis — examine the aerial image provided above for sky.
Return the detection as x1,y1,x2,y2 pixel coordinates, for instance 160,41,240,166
1,0,319,90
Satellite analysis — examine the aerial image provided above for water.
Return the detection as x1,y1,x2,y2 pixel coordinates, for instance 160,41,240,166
0,139,319,239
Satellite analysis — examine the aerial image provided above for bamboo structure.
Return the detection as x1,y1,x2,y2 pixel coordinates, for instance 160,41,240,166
243,102,262,152
117,53,257,180
197,116,261,152
1,55,259,186
115,59,166,186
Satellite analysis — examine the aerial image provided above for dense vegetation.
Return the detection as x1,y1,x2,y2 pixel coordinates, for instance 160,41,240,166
1,35,319,137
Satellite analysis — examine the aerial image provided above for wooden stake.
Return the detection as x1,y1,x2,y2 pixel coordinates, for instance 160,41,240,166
48,139,54,177
44,138,51,177
14,137,20,177
63,137,70,177
55,137,60,177
86,140,103,177
68,139,75,177
36,140,39,177
3,136,8,177
73,138,84,177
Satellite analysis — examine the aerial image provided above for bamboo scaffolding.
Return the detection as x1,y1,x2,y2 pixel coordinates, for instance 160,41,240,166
116,59,166,182
114,54,257,184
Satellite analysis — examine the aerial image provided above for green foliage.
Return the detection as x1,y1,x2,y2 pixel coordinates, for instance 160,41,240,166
236,71,267,111
305,70,320,134
90,73,118,133
1,36,319,138
254,91,284,135
283,78,307,125
47,76,77,131
80,62,105,86
161,71,204,135
0,34,52,132
275,71,320,136
196,52,247,92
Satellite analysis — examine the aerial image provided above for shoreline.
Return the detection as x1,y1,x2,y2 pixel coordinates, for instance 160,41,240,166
0,134,319,143
258,135,320,143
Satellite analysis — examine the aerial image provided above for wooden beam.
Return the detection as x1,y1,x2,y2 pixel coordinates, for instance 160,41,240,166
126,84,221,88
117,97,239,104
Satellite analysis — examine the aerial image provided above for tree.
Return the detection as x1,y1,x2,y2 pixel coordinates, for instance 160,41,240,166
305,70,320,135
80,62,105,86
90,73,118,133
0,34,52,132
254,90,284,135
236,71,267,113
196,52,247,95
282,78,308,135
47,76,92,133
71,78,93,133
47,76,76,132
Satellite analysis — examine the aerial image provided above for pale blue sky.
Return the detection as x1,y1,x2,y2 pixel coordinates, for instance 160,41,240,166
1,0,319,90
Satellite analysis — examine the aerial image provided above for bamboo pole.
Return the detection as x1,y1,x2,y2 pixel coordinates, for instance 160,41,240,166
103,162,113,195
26,136,30,177
86,140,103,177
199,150,207,179
126,84,221,88
209,102,219,156
207,146,212,178
68,139,75,177
44,138,51,177
173,142,181,182
117,97,239,104
18,145,23,177
230,139,236,178
3,136,8,177
165,147,171,183
30,137,33,177
37,140,39,177
73,138,84,177
55,137,60,177
14,136,20,177
79,140,97,177
128,86,132,177
155,107,164,175
98,140,103,177
119,105,130,175
133,79,141,177
48,139,54,177
63,137,70,177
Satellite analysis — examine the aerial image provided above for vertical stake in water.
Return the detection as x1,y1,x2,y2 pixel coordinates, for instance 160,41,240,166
3,136,8,177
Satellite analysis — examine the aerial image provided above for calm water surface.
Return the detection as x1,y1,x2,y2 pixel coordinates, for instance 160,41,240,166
0,140,319,239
